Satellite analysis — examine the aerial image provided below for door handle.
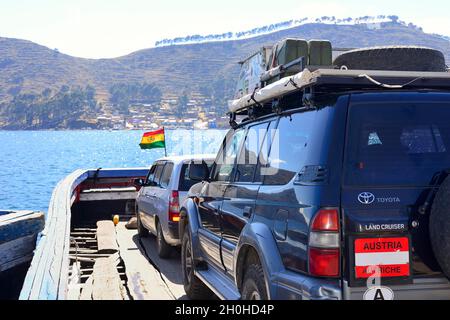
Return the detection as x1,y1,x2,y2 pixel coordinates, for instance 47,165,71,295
243,206,253,218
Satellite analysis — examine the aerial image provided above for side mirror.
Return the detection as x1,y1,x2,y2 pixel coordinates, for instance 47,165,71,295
188,161,210,182
134,178,145,187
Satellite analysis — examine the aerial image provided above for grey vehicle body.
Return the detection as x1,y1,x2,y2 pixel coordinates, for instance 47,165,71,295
136,154,215,246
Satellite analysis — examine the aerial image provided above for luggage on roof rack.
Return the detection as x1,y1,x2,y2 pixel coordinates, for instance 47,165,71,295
230,40,450,123
228,68,450,114
233,38,334,100
233,46,272,100
264,38,309,84
262,39,333,84
308,40,333,66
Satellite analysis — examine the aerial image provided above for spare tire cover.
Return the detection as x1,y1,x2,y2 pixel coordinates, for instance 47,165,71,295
430,175,450,278
333,46,447,72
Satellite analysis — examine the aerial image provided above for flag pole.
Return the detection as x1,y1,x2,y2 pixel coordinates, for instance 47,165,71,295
163,126,167,157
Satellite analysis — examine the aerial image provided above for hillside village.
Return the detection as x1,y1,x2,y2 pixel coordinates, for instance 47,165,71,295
88,93,228,130
0,15,449,130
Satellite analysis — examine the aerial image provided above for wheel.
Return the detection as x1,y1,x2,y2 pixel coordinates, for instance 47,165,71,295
136,209,148,238
333,46,446,72
430,175,450,278
181,227,213,299
241,263,268,300
156,221,172,259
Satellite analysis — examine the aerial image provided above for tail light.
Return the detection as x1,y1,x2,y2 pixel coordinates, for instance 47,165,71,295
169,190,180,222
308,208,340,277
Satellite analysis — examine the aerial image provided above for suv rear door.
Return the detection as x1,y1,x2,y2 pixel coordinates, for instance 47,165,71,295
138,163,156,219
153,161,174,228
342,92,450,299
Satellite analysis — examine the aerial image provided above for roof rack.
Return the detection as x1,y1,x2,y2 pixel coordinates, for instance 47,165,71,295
228,68,450,115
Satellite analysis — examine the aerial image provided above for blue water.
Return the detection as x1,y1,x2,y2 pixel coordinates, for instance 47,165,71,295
0,130,226,213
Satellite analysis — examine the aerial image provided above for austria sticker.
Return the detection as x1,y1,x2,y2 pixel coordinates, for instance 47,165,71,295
354,237,410,278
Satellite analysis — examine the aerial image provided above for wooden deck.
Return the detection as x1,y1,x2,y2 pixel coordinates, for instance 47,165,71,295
19,168,186,300
20,168,149,300
66,221,186,300
115,223,186,300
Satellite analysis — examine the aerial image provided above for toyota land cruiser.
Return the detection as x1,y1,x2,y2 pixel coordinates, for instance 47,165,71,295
178,45,450,300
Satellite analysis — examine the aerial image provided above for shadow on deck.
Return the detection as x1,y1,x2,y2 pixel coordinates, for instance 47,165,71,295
115,222,188,300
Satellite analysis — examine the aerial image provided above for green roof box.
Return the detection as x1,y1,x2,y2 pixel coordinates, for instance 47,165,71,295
308,40,332,66
266,38,308,84
268,38,308,69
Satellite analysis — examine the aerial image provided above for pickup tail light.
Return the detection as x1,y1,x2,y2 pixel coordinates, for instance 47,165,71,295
308,208,340,277
169,190,180,222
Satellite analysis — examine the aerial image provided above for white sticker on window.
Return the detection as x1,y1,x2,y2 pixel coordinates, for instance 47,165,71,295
368,132,382,146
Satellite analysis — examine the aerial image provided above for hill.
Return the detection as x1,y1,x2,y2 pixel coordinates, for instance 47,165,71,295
0,17,449,129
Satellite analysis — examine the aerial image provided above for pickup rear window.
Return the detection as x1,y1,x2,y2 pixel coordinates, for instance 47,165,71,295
344,101,450,186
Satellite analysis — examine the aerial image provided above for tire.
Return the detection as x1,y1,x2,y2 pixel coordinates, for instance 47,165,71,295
333,46,446,72
430,175,450,278
136,209,148,238
241,263,268,300
156,221,172,259
181,227,213,299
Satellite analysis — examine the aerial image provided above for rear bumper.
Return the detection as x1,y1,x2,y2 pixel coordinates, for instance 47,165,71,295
343,276,450,300
165,221,180,246
273,269,342,300
271,270,450,300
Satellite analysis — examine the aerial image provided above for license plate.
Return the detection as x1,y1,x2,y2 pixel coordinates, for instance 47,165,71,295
354,237,410,278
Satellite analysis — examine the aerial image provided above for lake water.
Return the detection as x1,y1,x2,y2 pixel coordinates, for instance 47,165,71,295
0,130,227,212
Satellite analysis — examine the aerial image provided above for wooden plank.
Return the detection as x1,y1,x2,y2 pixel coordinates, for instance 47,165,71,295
69,256,95,263
45,178,71,300
67,284,82,300
20,180,62,299
22,170,87,300
79,191,137,201
96,220,119,254
0,254,33,272
92,254,126,300
79,276,93,300
0,234,37,272
19,171,83,300
115,223,175,300
71,253,112,258
67,262,81,300
0,210,34,223
0,211,45,244
139,236,187,299
57,171,86,299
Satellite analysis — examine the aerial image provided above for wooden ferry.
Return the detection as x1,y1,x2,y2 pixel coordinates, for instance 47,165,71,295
19,168,186,300
0,210,44,299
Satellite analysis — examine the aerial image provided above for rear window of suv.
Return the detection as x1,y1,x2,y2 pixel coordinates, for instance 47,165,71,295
344,101,450,186
178,161,213,191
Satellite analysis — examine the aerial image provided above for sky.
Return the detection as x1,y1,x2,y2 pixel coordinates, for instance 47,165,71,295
0,0,448,59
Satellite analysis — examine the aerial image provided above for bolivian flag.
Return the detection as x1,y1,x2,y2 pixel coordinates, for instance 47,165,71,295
139,128,166,150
